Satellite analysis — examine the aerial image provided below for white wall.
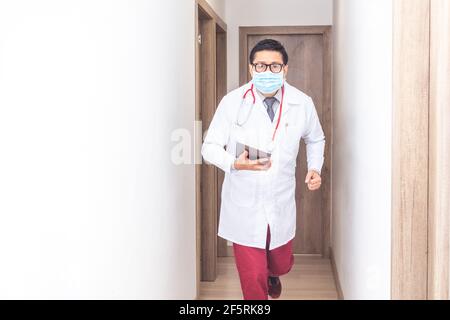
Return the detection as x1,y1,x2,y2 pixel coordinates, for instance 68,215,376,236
225,0,333,91
205,0,226,21
332,0,392,299
0,0,196,299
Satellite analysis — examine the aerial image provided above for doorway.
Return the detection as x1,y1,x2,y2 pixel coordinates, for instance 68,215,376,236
195,0,227,284
234,26,333,257
199,25,336,299
197,21,337,298
199,24,332,284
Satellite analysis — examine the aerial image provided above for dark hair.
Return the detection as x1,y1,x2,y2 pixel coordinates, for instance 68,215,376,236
249,39,289,65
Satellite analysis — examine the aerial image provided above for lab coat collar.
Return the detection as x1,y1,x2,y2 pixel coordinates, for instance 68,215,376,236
255,87,283,104
253,86,282,120
280,82,302,118
283,81,303,105
243,81,302,121
245,81,303,106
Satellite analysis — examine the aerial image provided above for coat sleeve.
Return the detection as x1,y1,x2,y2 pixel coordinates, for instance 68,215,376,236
302,97,326,175
201,95,236,173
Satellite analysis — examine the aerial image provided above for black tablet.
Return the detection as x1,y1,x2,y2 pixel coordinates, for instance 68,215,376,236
236,142,272,161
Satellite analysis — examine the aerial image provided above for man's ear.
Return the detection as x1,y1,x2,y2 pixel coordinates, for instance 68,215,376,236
248,64,253,78
283,65,289,79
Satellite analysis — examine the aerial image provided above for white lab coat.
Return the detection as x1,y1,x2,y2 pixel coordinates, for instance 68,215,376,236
201,81,325,250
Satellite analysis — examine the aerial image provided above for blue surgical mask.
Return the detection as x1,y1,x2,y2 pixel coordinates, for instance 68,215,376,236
252,71,284,94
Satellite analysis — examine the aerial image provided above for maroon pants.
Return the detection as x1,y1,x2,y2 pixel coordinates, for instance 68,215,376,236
232,226,294,300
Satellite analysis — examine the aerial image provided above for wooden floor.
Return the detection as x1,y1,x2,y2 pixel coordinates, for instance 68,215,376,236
199,256,339,300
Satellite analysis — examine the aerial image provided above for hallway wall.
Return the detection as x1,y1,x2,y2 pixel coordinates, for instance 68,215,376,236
332,0,393,299
225,0,333,91
204,0,226,20
0,0,196,299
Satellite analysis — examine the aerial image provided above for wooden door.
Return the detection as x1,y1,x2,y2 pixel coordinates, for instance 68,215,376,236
195,0,227,282
239,26,332,256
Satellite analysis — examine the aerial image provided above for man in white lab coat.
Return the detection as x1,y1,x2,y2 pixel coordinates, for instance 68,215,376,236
201,39,325,300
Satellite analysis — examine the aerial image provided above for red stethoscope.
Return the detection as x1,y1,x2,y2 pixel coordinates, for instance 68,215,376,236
238,83,285,142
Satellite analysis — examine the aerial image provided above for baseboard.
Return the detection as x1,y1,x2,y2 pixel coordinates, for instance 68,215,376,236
329,247,344,300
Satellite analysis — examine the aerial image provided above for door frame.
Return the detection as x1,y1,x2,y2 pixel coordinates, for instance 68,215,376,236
428,0,450,300
238,26,333,258
195,0,227,293
392,0,450,300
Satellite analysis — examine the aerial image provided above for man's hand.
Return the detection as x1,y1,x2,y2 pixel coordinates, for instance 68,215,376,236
305,170,322,191
234,151,272,171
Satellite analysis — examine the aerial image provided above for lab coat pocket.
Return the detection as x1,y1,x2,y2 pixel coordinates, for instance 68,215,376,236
229,172,257,208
